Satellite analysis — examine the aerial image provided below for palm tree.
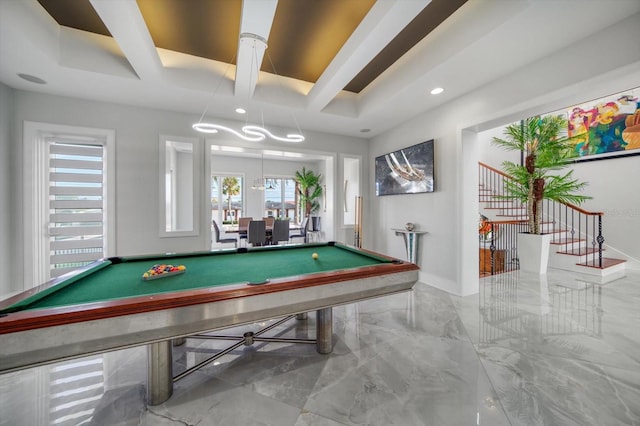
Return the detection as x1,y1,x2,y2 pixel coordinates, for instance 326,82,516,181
493,115,591,234
222,176,240,222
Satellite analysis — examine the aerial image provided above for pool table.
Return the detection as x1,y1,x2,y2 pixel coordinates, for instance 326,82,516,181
0,242,418,404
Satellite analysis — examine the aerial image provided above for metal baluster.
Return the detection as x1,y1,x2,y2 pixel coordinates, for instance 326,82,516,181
596,215,604,268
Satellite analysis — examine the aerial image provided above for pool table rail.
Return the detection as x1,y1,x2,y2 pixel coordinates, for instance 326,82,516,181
1,245,418,374
0,259,417,335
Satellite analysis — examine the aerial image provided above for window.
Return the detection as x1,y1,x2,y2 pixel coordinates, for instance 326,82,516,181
264,177,297,220
211,174,244,225
24,122,115,287
159,136,200,237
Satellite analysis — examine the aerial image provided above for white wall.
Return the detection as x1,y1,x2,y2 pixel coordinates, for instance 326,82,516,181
0,83,13,295
570,156,640,263
5,90,368,295
477,125,517,169
343,156,360,227
369,13,640,295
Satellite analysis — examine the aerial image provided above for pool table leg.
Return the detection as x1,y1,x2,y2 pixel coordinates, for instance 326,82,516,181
147,340,173,405
146,310,331,404
316,307,333,354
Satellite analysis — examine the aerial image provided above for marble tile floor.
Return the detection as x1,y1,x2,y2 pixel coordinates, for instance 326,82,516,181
1,268,639,426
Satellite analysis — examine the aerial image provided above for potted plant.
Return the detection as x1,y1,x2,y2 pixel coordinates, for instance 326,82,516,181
294,167,323,231
492,115,591,273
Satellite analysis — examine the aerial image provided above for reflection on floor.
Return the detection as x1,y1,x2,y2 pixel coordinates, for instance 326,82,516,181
2,268,640,425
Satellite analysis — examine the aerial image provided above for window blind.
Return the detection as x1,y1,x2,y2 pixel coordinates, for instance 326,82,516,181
48,141,105,278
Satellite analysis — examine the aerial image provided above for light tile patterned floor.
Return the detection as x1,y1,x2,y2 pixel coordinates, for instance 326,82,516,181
1,268,639,425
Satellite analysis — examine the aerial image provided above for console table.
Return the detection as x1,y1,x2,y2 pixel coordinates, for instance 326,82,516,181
392,229,428,264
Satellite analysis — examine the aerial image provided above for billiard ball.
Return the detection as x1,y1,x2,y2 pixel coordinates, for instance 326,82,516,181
312,253,319,260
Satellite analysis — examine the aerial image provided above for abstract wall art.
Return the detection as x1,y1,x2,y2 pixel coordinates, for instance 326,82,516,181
561,87,640,162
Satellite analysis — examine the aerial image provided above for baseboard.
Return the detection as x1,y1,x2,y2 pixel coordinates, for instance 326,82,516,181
418,270,466,296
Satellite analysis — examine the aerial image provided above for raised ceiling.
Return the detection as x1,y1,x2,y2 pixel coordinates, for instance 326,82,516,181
3,0,640,139
36,0,464,93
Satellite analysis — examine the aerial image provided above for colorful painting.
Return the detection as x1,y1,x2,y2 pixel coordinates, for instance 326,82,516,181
561,87,640,161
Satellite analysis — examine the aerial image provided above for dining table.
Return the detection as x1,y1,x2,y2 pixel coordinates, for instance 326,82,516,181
224,224,301,234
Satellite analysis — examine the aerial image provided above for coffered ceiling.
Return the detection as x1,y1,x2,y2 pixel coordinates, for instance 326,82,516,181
35,0,466,93
1,0,639,139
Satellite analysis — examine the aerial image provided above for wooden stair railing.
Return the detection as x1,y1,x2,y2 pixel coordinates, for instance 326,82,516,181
479,161,606,271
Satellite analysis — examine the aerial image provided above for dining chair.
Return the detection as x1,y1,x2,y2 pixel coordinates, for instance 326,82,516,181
238,217,253,246
262,216,275,228
289,217,308,243
271,219,290,245
247,220,267,246
238,217,253,227
212,220,237,248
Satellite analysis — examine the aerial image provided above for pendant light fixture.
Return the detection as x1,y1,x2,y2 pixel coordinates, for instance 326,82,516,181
266,179,276,190
193,33,305,143
251,151,266,191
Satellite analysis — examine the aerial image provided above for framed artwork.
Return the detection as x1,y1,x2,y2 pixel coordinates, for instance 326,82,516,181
375,139,434,196
559,87,640,162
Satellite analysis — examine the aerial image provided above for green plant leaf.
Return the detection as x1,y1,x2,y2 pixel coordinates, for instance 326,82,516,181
492,115,591,234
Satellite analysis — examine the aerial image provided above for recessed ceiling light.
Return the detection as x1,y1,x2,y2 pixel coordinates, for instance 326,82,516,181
235,107,246,114
17,73,46,84
430,87,444,95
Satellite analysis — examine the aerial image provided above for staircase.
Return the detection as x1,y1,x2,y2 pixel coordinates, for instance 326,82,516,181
479,162,626,279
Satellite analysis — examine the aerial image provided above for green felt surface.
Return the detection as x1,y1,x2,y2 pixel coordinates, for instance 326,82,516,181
11,244,389,311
